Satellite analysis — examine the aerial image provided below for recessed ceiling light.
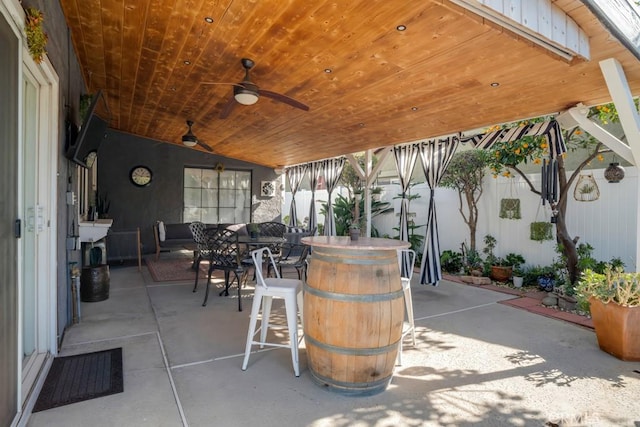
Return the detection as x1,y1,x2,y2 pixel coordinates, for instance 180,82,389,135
184,60,191,65
411,106,418,111
204,17,214,23
490,82,500,87
396,25,407,31
324,68,332,73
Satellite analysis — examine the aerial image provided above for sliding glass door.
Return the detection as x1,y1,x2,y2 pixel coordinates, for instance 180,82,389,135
0,9,19,425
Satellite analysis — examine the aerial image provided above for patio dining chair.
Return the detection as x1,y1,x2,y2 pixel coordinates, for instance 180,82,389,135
200,228,249,311
269,228,315,280
189,221,213,293
257,221,287,252
397,248,416,365
242,247,304,377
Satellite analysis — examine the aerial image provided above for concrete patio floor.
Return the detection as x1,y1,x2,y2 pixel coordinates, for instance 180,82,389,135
27,257,640,427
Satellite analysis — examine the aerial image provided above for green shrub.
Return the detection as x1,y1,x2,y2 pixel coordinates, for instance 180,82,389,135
441,250,463,273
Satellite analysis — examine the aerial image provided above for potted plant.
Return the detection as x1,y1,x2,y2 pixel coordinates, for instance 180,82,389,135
247,223,260,239
505,253,526,287
483,235,512,282
576,267,640,361
512,266,526,288
464,248,484,276
537,266,556,291
349,223,360,241
490,258,513,282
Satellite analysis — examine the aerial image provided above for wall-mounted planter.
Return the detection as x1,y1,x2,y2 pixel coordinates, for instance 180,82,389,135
25,7,48,63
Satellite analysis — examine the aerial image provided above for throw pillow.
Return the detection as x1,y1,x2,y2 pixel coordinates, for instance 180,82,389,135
158,221,166,242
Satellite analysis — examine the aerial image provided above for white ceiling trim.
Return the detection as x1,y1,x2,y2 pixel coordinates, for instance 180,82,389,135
449,0,590,60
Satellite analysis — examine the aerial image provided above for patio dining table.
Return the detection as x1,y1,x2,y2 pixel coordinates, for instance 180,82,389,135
236,235,286,247
301,236,409,396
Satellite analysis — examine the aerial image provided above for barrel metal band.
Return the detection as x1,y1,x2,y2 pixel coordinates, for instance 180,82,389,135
309,370,393,396
304,283,404,302
305,334,399,356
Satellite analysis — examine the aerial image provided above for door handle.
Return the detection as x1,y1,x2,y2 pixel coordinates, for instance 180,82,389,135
15,219,21,238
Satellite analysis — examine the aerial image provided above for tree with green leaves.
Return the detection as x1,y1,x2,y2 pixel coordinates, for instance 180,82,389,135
440,150,489,251
484,105,624,287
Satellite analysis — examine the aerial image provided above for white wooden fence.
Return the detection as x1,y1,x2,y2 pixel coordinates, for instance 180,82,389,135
283,166,638,270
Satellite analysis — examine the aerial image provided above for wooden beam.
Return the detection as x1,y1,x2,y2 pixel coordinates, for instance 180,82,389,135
599,58,640,165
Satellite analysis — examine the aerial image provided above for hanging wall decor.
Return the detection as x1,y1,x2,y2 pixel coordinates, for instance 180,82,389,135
261,181,275,197
499,198,521,219
573,174,600,202
530,222,553,242
604,162,625,183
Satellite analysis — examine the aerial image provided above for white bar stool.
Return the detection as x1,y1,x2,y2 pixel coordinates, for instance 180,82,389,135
242,247,304,376
397,248,416,365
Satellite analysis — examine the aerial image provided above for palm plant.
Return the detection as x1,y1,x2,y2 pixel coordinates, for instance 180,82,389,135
320,193,392,237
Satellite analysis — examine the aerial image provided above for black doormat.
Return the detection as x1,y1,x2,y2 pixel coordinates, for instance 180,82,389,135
33,347,123,412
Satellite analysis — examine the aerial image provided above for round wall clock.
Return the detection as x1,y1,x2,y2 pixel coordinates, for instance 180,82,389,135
130,165,152,187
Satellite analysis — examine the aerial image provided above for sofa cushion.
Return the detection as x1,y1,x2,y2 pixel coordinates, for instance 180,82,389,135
164,223,193,240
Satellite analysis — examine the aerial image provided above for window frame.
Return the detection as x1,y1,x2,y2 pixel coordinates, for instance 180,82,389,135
183,167,252,224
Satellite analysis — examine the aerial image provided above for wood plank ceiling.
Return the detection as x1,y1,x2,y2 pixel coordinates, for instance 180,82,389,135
59,0,640,168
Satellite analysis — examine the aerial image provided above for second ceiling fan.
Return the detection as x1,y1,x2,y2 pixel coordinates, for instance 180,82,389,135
210,58,310,119
182,120,213,152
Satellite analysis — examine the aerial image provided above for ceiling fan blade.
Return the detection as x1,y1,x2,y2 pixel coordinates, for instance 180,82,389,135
200,82,244,88
259,90,309,111
219,96,238,119
197,140,214,152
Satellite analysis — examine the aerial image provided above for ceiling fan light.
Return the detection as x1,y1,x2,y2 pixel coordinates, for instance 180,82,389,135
182,135,198,147
234,91,259,105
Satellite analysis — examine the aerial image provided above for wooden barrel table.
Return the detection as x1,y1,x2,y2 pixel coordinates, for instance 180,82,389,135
301,236,410,396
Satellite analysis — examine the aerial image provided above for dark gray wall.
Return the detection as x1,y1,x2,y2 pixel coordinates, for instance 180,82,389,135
97,130,282,254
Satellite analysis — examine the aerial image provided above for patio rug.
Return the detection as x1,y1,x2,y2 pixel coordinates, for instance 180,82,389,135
33,348,123,412
145,254,210,282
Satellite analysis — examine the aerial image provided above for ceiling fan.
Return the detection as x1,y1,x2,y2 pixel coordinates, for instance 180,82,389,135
181,120,213,152
206,58,310,119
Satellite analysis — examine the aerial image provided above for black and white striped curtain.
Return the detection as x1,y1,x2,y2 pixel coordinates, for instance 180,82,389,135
286,164,308,227
308,161,322,234
393,144,419,277
322,157,346,236
462,120,566,158
418,137,460,285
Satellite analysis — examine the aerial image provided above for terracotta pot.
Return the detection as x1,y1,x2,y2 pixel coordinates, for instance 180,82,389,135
589,297,640,361
490,265,512,282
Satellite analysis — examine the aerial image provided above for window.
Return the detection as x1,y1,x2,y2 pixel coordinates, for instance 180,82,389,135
183,167,251,224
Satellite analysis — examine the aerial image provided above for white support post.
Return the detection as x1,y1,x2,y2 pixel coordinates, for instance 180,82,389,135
599,58,640,165
346,148,393,237
599,57,640,272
